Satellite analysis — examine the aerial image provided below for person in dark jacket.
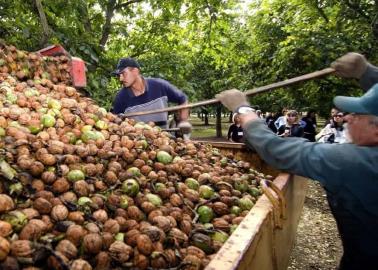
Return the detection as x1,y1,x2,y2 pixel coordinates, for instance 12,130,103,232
324,107,340,127
111,57,191,132
227,114,244,142
277,110,304,138
216,52,378,270
301,110,317,141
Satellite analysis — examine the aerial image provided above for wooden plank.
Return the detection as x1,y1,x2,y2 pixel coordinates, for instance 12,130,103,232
193,140,247,150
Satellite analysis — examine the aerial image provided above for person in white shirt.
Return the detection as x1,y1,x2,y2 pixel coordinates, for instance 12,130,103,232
316,112,350,143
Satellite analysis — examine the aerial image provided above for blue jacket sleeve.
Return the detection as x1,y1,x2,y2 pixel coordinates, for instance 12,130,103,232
158,79,187,104
360,64,378,91
243,120,363,192
112,90,124,114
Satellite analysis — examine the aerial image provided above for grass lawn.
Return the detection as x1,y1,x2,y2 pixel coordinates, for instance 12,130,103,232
184,115,232,139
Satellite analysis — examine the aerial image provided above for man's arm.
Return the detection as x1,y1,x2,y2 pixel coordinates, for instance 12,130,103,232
111,90,124,114
178,101,189,121
241,117,351,192
331,52,378,91
360,64,378,91
215,89,349,192
159,79,189,121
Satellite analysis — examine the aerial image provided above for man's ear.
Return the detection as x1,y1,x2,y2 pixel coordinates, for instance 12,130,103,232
133,68,140,75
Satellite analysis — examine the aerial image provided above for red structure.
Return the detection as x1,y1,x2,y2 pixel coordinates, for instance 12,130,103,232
37,45,87,88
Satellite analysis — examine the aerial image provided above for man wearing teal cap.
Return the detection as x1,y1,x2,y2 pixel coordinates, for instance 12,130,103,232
216,53,378,270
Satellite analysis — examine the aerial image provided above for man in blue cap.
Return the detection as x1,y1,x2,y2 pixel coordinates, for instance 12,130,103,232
111,57,192,135
216,53,378,270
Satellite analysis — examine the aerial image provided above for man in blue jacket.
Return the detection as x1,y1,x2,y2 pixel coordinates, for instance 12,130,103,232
216,53,378,270
111,57,191,133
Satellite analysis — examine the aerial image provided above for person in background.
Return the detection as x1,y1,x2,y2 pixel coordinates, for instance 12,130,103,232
316,112,350,143
215,52,378,270
277,110,304,137
301,110,317,141
324,107,340,127
111,57,192,133
274,108,288,130
265,112,277,132
256,109,263,119
227,114,244,142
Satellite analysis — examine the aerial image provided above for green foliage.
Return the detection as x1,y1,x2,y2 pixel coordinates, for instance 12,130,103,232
0,0,376,114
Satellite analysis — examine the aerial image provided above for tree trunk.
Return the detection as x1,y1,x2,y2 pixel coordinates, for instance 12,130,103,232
216,105,222,137
204,113,209,125
229,112,233,123
100,0,145,49
99,0,117,49
34,0,51,47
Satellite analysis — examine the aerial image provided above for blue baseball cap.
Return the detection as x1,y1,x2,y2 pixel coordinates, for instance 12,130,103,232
333,85,378,116
112,57,140,76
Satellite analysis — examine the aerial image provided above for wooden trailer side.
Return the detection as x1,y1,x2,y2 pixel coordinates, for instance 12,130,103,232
201,142,308,270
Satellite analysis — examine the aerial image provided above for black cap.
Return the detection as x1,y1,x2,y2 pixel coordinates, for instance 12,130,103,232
112,57,140,76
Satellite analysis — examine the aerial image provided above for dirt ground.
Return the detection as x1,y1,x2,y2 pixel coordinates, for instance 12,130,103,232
287,181,343,270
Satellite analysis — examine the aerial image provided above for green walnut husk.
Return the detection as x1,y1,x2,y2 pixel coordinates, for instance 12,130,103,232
185,178,199,190
154,183,166,192
0,160,17,180
2,210,27,232
81,130,97,143
121,179,140,197
65,132,77,144
238,197,254,211
48,99,61,110
0,127,5,137
41,114,56,128
197,205,214,223
191,233,214,254
9,183,23,196
126,167,141,177
114,232,124,242
81,125,93,132
230,224,238,234
97,108,107,118
230,206,242,215
211,231,229,243
220,157,228,167
248,187,261,197
28,123,42,134
146,193,163,207
119,195,129,209
199,185,215,199
135,139,148,149
67,169,85,182
234,179,249,193
172,156,183,163
95,120,108,130
156,151,172,164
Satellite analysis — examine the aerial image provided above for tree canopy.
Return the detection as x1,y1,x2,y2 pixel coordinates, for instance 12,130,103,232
0,0,377,116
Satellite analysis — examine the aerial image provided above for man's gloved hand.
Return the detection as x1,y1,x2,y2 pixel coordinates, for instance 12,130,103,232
177,121,192,134
331,52,368,79
215,89,249,112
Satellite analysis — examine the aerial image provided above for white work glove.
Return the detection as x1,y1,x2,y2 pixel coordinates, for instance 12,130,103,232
215,89,249,112
331,52,368,79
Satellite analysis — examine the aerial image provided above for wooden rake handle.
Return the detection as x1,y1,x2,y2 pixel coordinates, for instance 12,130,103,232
121,67,335,118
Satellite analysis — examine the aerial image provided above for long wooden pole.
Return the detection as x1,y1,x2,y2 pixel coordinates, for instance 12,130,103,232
121,67,335,118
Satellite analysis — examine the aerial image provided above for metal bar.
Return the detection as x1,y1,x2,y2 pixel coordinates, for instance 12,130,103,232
121,67,335,118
